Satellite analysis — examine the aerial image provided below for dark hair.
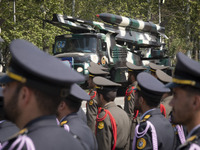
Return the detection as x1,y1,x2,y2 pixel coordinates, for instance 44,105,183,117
31,86,62,115
138,91,161,107
97,89,117,102
64,97,81,113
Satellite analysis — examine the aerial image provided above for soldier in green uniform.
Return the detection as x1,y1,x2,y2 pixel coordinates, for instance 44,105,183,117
132,72,175,150
124,62,146,149
166,52,200,149
86,66,109,133
94,76,131,150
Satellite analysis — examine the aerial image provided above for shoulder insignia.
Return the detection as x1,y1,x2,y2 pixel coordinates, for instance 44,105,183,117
137,138,146,149
98,121,104,129
186,135,197,143
60,120,68,126
7,128,28,141
89,99,94,105
141,115,151,122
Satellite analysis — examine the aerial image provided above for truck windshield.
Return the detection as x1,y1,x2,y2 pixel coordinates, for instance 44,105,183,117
54,36,97,54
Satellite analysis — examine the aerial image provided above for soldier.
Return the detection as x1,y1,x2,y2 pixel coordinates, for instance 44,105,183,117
0,86,19,148
149,62,168,78
132,72,175,150
86,66,109,133
56,83,98,150
125,62,146,149
166,52,200,149
0,39,86,150
94,76,130,150
156,69,186,148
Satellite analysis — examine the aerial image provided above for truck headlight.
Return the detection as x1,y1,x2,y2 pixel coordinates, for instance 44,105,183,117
77,67,83,72
90,54,98,63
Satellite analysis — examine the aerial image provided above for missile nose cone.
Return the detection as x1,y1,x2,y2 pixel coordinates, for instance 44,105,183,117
96,14,100,18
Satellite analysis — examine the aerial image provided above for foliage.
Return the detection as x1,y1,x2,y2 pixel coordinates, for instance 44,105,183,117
0,0,199,70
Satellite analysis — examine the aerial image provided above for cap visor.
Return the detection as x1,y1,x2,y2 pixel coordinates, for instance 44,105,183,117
165,82,181,88
0,75,14,84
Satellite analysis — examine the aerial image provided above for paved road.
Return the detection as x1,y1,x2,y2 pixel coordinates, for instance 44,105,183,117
81,96,124,113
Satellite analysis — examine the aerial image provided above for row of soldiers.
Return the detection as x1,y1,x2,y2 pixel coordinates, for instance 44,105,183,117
0,39,199,150
86,53,200,149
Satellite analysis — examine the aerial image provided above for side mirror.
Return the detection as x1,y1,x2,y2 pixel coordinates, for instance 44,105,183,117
102,42,107,51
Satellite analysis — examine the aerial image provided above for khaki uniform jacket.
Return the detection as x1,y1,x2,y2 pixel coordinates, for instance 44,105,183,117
96,102,131,150
86,88,98,133
124,81,137,120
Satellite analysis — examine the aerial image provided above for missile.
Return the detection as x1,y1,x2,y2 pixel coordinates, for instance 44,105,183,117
96,13,165,34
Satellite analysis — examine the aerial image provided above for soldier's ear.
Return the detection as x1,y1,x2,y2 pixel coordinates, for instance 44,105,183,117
138,96,144,105
193,95,200,111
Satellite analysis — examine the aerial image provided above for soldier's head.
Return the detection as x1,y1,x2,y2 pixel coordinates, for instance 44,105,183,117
87,66,109,89
0,39,85,129
126,62,146,84
93,77,121,107
56,84,90,121
134,72,170,113
166,52,200,130
149,62,168,78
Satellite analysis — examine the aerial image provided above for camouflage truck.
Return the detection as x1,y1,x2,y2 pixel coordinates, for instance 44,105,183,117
45,13,168,88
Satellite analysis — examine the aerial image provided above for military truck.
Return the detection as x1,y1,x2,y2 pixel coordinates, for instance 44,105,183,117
45,13,168,88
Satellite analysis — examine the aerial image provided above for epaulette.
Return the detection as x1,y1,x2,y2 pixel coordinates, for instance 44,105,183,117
1,128,35,150
178,135,198,149
60,120,68,126
7,128,28,140
141,114,151,122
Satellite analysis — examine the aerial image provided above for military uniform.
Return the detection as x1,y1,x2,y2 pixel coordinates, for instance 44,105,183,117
86,66,109,133
86,88,98,133
133,108,175,150
0,39,86,150
58,83,98,150
93,76,131,150
165,53,200,149
177,125,200,150
0,121,19,144
60,113,98,150
77,107,87,123
2,116,86,150
132,72,175,150
96,102,130,150
124,81,137,120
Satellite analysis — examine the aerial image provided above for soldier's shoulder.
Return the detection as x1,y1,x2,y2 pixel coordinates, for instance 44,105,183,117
178,135,200,150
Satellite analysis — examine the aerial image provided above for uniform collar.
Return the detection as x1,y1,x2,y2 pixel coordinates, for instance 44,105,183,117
103,101,116,109
24,115,57,129
60,113,78,123
140,108,157,120
187,124,200,139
